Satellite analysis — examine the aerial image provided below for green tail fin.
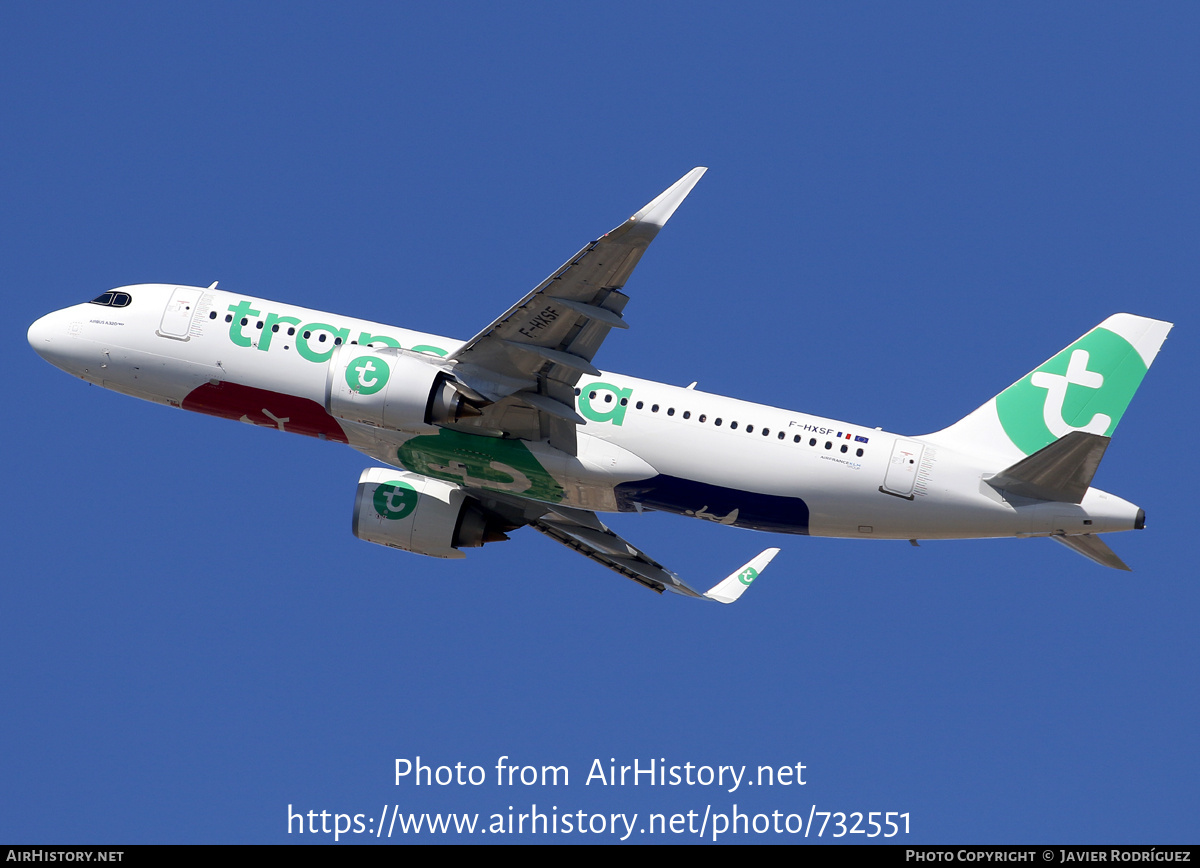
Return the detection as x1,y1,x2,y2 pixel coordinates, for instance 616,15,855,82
926,314,1172,463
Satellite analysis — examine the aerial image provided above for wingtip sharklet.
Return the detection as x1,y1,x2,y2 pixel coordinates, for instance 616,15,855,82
704,547,780,604
632,167,707,228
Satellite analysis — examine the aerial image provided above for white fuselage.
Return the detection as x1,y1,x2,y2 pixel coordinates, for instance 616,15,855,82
28,284,1143,542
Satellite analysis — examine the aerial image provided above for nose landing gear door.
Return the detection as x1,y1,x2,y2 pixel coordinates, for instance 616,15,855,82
881,438,924,499
157,286,204,340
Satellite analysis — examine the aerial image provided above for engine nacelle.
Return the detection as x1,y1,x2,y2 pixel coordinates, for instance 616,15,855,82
352,468,513,559
326,345,482,433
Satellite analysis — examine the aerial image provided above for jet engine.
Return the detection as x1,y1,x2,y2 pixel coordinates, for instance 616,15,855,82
326,345,482,433
352,467,515,559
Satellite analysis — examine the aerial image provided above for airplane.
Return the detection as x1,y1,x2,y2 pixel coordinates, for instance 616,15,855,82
27,168,1172,602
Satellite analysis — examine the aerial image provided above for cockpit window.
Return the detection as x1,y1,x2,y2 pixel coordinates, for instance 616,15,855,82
89,291,132,307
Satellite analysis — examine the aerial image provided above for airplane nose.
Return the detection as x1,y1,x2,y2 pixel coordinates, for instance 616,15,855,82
28,309,87,375
27,312,60,360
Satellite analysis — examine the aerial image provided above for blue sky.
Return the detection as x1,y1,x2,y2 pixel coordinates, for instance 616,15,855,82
3,3,1197,844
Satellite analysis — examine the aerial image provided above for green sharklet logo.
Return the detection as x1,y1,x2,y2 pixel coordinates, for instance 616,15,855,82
373,480,418,520
345,356,390,395
995,327,1148,456
397,429,564,503
738,567,759,586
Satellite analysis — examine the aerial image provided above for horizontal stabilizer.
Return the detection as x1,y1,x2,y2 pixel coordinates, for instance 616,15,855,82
1049,533,1131,571
987,431,1110,503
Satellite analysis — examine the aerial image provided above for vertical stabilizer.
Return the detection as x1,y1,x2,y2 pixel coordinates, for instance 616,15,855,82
923,314,1172,465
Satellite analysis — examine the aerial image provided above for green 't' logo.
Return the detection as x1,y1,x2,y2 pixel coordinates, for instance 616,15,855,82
346,356,390,395
738,567,758,586
373,480,417,520
995,327,1147,456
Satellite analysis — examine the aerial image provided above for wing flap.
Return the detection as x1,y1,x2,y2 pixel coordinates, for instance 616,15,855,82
545,296,629,329
512,390,585,424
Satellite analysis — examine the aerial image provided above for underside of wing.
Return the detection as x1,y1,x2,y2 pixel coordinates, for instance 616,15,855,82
531,503,779,603
442,168,707,453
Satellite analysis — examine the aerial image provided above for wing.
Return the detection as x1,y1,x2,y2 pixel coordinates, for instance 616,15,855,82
443,168,707,454
531,503,779,603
